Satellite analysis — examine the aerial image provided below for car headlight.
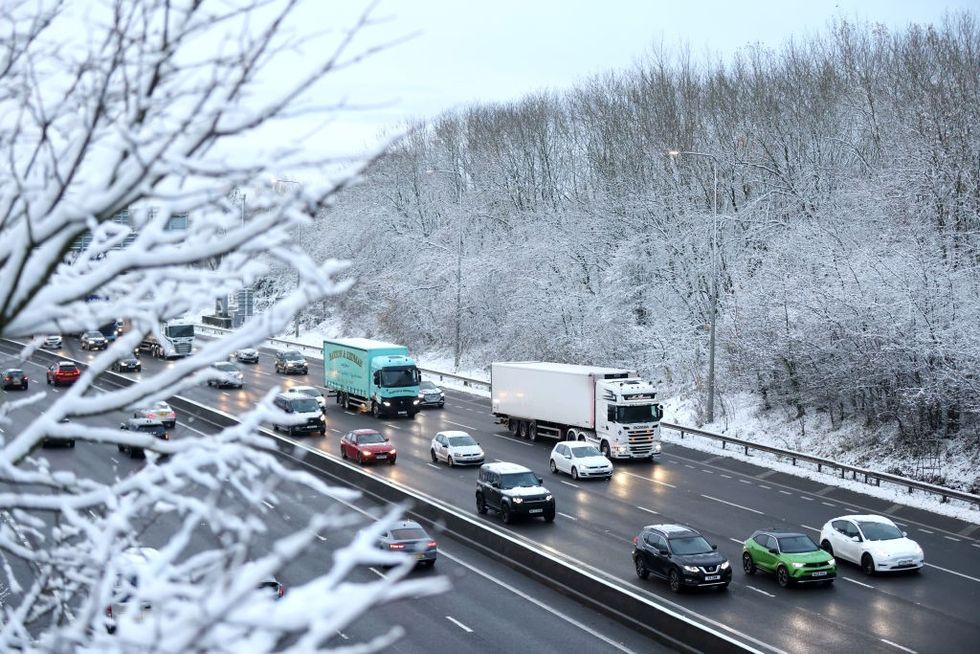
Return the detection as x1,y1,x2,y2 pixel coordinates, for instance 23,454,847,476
792,562,805,569
362,450,372,457
382,401,390,407
545,494,553,501
390,449,397,455
827,558,835,566
683,565,699,573
719,560,730,569
318,415,325,422
512,497,523,504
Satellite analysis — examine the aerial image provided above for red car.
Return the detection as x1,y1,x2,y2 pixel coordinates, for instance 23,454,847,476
46,361,81,386
340,429,396,465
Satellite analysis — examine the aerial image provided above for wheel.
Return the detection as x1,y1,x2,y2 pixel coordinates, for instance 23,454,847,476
821,540,833,556
742,552,756,575
668,568,682,593
861,553,876,576
117,444,124,453
356,452,363,465
46,376,51,385
319,430,325,437
287,425,294,437
136,366,141,372
508,419,518,436
371,402,380,418
69,440,75,448
634,556,650,579
571,467,579,480
566,428,576,441
549,460,558,474
341,447,347,460
438,402,444,408
388,457,396,465
543,511,555,522
476,494,488,514
272,423,278,432
430,449,438,463
501,504,513,524
777,565,790,588
600,441,611,458
527,421,537,441
447,456,455,468
517,421,528,439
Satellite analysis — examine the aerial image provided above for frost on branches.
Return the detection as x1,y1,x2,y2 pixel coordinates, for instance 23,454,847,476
0,1,445,651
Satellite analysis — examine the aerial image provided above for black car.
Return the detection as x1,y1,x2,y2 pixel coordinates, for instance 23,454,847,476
2,368,28,390
80,330,108,350
44,416,75,448
111,355,142,373
632,524,732,593
274,350,308,375
118,418,169,458
475,462,555,524
417,380,445,408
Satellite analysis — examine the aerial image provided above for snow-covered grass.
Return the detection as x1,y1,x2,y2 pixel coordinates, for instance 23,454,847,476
268,325,979,524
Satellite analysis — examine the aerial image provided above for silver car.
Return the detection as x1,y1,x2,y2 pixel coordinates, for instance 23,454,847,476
376,520,438,568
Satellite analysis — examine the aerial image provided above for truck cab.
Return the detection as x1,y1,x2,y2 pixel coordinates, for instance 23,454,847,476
593,378,663,459
370,355,421,418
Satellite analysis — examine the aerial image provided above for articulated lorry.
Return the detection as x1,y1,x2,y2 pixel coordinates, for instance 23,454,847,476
138,320,195,358
323,338,421,418
491,362,664,460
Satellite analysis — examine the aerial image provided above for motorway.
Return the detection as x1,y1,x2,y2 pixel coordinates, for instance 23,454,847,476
6,336,980,654
0,342,667,653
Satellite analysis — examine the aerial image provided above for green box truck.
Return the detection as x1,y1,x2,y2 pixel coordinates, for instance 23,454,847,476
323,338,421,418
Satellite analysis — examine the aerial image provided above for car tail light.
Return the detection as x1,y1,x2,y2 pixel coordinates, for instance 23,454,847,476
427,540,438,550
278,585,285,598
388,543,405,550
162,432,170,440
632,536,639,546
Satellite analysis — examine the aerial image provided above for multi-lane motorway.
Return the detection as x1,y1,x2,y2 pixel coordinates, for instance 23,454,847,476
6,337,980,654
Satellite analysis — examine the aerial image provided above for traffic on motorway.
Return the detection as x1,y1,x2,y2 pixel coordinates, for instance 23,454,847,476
7,332,980,654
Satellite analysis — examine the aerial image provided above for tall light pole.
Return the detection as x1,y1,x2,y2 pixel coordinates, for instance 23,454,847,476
668,150,719,423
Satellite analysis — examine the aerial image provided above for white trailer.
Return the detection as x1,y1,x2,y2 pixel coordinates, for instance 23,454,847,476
491,362,663,460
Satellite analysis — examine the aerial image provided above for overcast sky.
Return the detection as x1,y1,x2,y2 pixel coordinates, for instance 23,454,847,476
282,0,976,160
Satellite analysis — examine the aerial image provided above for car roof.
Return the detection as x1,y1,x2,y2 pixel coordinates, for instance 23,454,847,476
281,349,303,355
389,519,425,531
567,441,598,449
3,368,24,373
350,428,381,435
437,430,470,438
644,524,700,538
287,385,319,393
482,461,531,474
754,529,807,539
839,514,895,524
83,330,102,335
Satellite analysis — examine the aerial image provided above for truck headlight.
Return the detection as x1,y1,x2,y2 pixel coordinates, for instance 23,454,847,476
617,446,628,454
382,401,390,407
654,443,662,453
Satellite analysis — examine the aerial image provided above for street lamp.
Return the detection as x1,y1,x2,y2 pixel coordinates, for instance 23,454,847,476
668,150,719,424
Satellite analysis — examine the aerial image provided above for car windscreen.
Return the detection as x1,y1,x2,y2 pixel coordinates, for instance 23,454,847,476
420,381,438,390
297,388,321,398
214,363,237,372
448,435,477,447
777,535,819,553
668,536,713,555
858,521,903,541
83,331,102,338
355,432,385,444
500,472,539,489
569,445,602,457
4,369,23,376
284,351,304,360
390,527,427,540
378,366,420,388
288,397,320,413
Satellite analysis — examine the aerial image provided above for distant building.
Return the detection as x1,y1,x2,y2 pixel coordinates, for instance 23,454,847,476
71,208,189,252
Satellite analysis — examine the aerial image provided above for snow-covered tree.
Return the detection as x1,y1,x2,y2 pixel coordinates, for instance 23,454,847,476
0,0,446,650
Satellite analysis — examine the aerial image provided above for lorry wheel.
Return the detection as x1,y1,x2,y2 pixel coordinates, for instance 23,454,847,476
566,428,576,441
508,419,518,436
527,422,537,441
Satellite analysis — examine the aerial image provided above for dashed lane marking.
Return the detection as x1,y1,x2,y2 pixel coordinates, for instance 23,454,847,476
445,616,473,633
445,420,475,430
729,538,743,545
800,496,814,501
426,463,440,470
701,469,714,474
745,585,775,598
758,484,771,490
800,525,820,532
329,428,341,433
684,464,695,469
368,567,385,578
560,480,580,489
558,512,578,521
918,528,934,534
383,423,401,430
636,506,659,516
701,494,764,515
842,577,874,589
261,500,276,510
924,562,980,583
738,479,752,485
720,474,732,479
821,502,836,507
880,639,916,654
944,536,961,542
619,471,676,488
778,490,792,495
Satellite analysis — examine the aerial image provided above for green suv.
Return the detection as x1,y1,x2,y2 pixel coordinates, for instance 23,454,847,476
742,530,836,587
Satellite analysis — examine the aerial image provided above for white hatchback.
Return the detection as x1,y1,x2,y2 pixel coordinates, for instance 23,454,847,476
549,441,613,480
819,514,924,574
283,385,326,411
430,430,485,467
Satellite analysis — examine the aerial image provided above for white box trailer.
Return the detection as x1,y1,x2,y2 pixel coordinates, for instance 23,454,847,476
491,362,663,460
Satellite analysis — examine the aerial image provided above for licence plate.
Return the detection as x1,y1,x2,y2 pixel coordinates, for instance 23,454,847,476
375,455,387,460
811,571,827,577
416,553,426,560
528,508,543,514
397,411,408,416
899,560,912,566
705,574,720,581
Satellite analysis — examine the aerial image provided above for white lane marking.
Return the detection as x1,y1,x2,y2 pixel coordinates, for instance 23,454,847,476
880,639,917,654
438,549,638,654
720,474,732,479
778,490,792,495
738,479,752,485
445,420,475,430
88,510,98,520
329,428,341,434
343,411,357,416
368,567,385,578
684,464,695,469
619,471,676,488
729,538,743,545
316,535,327,542
971,543,980,549
745,585,775,598
559,480,580,489
701,469,714,474
924,562,980,583
800,525,820,532
336,631,349,640
493,433,533,447
109,457,119,464
758,484,771,490
918,528,934,534
383,423,401,430
845,507,860,513
262,500,276,510
944,536,961,542
426,463,440,470
821,502,835,507
445,616,473,633
557,512,578,521
842,577,874,589
800,496,814,501
701,494,764,515
636,506,659,515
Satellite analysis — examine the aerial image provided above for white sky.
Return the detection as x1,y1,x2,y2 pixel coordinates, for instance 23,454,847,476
310,0,977,157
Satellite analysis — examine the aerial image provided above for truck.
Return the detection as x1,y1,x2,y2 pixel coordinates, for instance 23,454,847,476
490,362,664,461
323,338,421,419
138,320,195,358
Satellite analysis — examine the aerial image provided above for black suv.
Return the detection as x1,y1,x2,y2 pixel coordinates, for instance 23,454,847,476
274,350,308,375
271,393,325,436
80,330,108,350
632,524,731,592
475,462,555,524
118,417,169,458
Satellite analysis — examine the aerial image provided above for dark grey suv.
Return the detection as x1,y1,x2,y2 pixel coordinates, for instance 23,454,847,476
632,524,732,592
274,350,308,375
475,462,555,524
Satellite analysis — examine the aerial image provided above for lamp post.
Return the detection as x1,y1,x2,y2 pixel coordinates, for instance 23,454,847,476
668,150,719,424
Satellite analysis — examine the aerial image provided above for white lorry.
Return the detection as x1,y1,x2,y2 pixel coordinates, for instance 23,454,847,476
138,320,195,358
491,362,664,461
